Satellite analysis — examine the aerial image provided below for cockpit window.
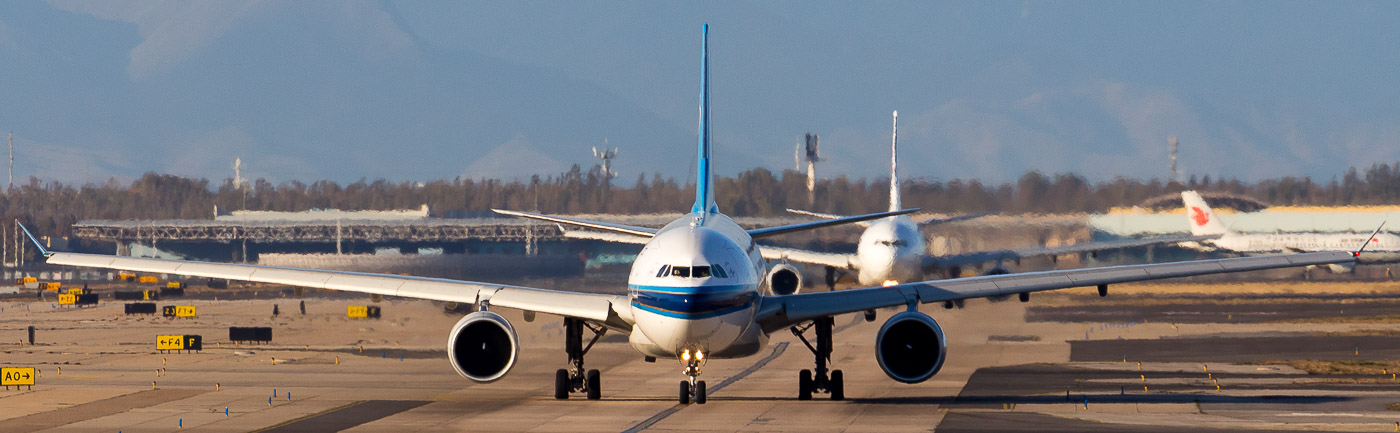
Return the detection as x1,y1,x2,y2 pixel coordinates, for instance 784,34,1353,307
671,266,691,278
693,266,712,278
655,265,670,278
712,264,728,278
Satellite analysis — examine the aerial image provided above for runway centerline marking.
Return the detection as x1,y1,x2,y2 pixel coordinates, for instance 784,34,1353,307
623,341,789,433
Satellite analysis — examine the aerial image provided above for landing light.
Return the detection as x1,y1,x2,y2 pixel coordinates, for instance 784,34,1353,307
696,350,704,361
882,280,900,287
681,349,691,361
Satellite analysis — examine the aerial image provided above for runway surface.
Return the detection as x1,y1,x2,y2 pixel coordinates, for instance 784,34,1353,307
1,280,1399,431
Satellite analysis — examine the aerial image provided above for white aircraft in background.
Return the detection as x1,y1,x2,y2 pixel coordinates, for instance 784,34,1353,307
764,111,1216,294
1182,190,1395,272
24,26,1358,405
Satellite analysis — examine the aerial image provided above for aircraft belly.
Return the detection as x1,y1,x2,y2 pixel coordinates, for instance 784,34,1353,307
631,306,752,356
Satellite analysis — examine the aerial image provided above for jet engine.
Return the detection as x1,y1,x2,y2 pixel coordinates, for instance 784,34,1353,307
447,311,519,383
875,311,947,384
983,265,1014,301
765,264,803,295
984,264,1011,276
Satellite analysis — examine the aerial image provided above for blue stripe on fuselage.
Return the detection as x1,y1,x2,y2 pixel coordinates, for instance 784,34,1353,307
629,283,756,319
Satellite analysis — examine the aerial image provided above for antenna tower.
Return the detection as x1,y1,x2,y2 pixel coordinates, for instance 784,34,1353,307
1169,135,1179,184
801,133,821,206
591,139,620,185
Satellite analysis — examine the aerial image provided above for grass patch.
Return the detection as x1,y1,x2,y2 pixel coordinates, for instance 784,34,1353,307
1251,360,1400,375
1313,329,1400,337
1276,315,1400,324
1297,378,1400,385
1388,402,1400,411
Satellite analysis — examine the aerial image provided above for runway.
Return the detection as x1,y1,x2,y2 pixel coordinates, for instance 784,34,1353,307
1,280,1399,431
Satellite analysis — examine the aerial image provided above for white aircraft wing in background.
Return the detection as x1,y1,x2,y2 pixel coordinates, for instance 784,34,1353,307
760,246,857,270
757,250,1354,331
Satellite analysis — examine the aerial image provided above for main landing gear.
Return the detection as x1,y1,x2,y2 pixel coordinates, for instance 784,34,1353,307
678,348,707,404
791,316,844,400
555,318,606,400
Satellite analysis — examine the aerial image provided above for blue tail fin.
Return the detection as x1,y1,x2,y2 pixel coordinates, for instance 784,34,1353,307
692,23,716,214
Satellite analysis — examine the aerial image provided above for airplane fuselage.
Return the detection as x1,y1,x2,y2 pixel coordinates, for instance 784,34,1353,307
855,216,926,286
1198,232,1400,254
626,212,768,360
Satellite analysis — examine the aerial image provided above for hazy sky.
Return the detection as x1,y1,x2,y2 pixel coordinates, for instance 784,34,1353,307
1,1,1397,185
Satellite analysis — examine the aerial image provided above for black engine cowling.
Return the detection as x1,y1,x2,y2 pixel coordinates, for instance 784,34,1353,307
447,311,519,382
765,264,803,296
875,311,947,384
983,265,1014,301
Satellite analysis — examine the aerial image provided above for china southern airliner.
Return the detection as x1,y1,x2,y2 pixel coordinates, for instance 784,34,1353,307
24,25,1357,404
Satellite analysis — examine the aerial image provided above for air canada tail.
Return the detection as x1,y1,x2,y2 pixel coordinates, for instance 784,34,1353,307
1181,191,1229,236
692,23,716,215
889,110,901,213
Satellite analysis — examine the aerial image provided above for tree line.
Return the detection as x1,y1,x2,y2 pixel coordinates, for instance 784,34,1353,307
5,162,1400,238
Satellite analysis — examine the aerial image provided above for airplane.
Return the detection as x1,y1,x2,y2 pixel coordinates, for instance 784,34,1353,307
1182,190,1397,272
761,110,1218,291
22,25,1358,405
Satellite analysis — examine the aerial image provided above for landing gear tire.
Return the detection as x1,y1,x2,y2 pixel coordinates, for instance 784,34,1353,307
798,369,813,400
585,369,601,400
679,380,691,405
830,370,845,401
792,317,838,401
559,318,607,400
554,369,570,400
695,380,707,404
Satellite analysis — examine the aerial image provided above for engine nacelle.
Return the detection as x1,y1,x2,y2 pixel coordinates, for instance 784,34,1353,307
875,311,947,384
447,311,519,383
765,263,803,296
983,265,1014,301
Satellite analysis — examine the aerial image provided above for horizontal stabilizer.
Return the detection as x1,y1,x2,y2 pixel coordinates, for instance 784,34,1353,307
492,209,658,238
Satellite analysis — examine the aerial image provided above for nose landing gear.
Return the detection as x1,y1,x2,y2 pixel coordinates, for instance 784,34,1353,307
791,316,844,400
678,349,707,404
554,318,606,400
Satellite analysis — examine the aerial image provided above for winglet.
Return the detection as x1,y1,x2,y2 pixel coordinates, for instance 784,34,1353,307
16,223,52,258
1355,221,1387,257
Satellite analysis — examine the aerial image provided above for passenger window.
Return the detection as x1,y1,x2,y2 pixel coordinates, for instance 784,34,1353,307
656,265,670,278
671,266,691,278
693,266,712,278
712,264,728,278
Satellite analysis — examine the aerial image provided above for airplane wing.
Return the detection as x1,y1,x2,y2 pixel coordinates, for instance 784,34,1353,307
35,245,635,332
497,208,915,241
757,250,1354,332
917,211,999,227
492,209,658,238
786,209,843,220
561,228,651,244
749,209,917,239
923,234,1219,271
760,246,857,270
